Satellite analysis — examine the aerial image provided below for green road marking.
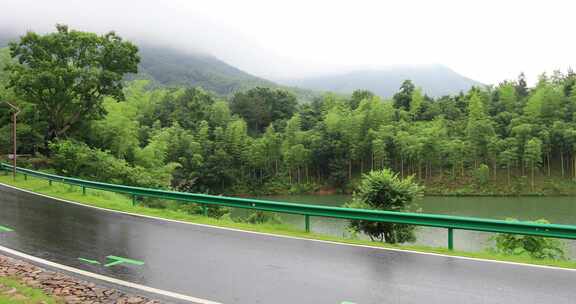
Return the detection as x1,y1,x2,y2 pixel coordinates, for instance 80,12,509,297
0,225,14,232
78,258,101,265
104,255,145,267
104,260,125,267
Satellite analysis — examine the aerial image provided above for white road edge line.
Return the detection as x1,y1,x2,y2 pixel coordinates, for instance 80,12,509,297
0,244,222,304
1,182,576,273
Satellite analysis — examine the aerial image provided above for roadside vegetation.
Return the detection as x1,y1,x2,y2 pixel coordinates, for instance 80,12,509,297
491,219,567,260
346,169,423,243
2,172,575,270
1,26,576,196
0,277,61,304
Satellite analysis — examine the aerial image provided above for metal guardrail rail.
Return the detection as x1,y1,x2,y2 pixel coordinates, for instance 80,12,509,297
3,163,576,250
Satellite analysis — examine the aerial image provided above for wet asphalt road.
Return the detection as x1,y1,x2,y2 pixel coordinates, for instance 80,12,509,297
1,184,576,304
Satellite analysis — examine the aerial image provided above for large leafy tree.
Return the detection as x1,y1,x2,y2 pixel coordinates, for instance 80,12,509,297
393,80,415,111
6,24,140,149
230,87,297,134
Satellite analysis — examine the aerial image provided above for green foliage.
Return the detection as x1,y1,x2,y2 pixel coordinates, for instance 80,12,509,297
473,164,490,186
345,169,423,243
49,140,176,188
409,87,424,119
491,219,566,260
393,80,415,110
5,25,139,147
236,211,282,224
230,87,297,134
3,25,576,197
176,203,230,219
349,89,374,109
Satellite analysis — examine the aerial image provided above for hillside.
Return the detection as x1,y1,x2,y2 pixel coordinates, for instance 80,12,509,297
0,34,277,96
279,65,483,97
136,45,276,95
1,32,480,99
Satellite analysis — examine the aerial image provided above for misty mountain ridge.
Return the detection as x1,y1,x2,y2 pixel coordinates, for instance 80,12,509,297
135,44,274,95
279,65,483,97
1,31,482,98
0,33,274,96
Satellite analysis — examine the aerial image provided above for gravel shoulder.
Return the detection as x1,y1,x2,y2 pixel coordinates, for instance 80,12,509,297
0,254,162,304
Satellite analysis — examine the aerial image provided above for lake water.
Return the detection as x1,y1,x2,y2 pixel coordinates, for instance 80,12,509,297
246,195,576,256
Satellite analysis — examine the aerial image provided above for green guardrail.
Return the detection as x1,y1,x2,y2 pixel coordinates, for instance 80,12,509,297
2,163,576,250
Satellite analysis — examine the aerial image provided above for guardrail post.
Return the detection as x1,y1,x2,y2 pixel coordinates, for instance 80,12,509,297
448,228,454,250
24,174,27,181
305,215,310,232
202,204,208,216
132,195,137,206
82,186,86,195
48,180,52,186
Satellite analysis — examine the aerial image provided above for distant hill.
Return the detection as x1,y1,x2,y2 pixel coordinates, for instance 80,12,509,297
135,45,276,95
278,65,483,97
1,31,479,99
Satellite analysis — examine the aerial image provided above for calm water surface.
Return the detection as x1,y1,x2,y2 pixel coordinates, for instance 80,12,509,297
248,195,576,256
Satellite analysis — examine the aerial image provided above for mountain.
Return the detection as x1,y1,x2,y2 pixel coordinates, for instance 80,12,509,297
0,33,276,96
1,31,479,99
278,65,483,98
135,45,275,95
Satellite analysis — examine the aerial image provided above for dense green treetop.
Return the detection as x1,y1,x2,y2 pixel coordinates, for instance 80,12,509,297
6,25,140,147
230,87,297,134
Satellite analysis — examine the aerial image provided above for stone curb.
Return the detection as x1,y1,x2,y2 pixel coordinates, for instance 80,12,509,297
0,254,162,304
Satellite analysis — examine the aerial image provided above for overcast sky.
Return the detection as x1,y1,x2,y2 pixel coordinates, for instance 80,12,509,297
1,0,575,85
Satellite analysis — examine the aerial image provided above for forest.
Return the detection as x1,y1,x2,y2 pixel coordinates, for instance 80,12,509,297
1,27,576,196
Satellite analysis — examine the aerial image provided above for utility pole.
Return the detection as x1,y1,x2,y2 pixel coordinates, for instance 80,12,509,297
2,101,20,179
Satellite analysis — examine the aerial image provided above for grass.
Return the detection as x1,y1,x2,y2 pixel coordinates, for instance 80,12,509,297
1,172,576,270
423,172,576,196
0,277,61,304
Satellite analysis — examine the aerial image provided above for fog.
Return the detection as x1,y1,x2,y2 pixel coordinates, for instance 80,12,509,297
1,0,575,85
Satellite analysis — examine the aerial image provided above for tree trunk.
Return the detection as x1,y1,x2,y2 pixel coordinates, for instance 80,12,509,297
531,162,535,191
400,155,404,179
573,153,576,181
348,159,352,181
298,167,301,184
275,160,278,176
418,162,422,180
547,152,551,177
561,152,565,177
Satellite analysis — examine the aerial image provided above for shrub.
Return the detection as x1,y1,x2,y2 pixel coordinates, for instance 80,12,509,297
237,211,282,224
49,139,177,188
490,218,566,260
345,169,423,244
473,164,490,186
